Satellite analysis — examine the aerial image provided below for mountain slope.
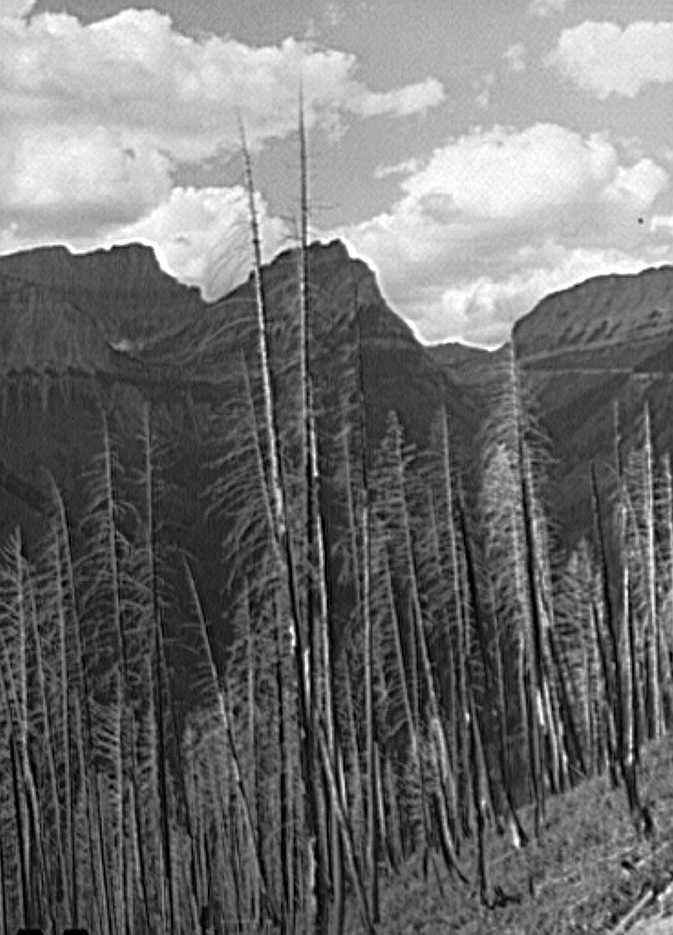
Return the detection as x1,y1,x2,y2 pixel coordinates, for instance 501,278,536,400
0,242,206,347
0,239,478,577
2,241,673,551
371,737,673,934
430,264,673,543
514,265,673,363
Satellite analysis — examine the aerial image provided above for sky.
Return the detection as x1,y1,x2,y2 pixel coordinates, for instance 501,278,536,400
2,1,673,346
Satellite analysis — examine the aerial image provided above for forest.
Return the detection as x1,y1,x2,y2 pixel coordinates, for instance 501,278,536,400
0,115,670,935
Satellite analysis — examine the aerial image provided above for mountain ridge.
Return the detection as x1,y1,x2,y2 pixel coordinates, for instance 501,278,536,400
0,239,477,553
1,239,673,546
428,262,673,366
0,241,206,349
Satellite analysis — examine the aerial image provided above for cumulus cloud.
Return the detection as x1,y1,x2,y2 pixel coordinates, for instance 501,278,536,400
503,42,527,73
0,6,444,241
547,21,673,99
339,123,670,344
0,9,442,147
432,246,668,346
0,126,173,233
0,0,35,18
0,183,292,302
109,186,291,300
528,0,570,17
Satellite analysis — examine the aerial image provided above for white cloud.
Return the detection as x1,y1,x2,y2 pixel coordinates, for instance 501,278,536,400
109,186,291,300
0,7,444,239
339,123,670,344
354,77,445,118
0,0,35,18
651,214,673,235
0,10,444,143
0,183,292,302
374,157,420,180
528,0,570,17
392,124,666,222
0,126,173,231
547,21,673,99
0,4,445,298
503,42,527,73
433,246,668,346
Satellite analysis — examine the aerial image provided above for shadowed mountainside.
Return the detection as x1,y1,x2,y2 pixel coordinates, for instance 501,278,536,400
2,241,673,551
0,240,477,648
0,242,205,352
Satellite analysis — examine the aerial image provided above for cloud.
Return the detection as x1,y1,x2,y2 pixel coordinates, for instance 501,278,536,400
651,214,673,235
432,246,668,346
503,42,526,73
528,0,570,17
339,123,670,344
0,0,35,18
0,183,292,303
374,157,420,180
547,21,673,98
354,77,445,118
109,186,291,300
0,6,445,240
0,126,173,234
474,72,495,111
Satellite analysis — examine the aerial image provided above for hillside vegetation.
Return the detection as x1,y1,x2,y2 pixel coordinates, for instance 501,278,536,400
1,115,673,935
373,736,673,933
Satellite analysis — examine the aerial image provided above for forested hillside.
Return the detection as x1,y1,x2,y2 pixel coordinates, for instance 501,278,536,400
1,135,673,934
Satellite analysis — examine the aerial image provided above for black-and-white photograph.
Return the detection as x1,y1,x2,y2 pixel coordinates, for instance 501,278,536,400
2,1,673,932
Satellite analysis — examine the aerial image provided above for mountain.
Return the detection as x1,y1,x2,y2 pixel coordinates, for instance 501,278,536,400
426,340,504,388
516,266,673,542
0,237,473,422
2,240,673,557
430,265,673,543
514,265,673,362
129,239,477,444
0,239,480,651
0,242,205,354
2,239,673,922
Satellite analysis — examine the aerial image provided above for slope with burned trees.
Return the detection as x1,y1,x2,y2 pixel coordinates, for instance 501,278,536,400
1,113,673,934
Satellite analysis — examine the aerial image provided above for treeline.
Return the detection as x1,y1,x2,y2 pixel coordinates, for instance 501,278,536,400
0,116,671,935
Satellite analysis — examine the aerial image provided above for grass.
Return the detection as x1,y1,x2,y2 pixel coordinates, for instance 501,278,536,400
346,736,673,934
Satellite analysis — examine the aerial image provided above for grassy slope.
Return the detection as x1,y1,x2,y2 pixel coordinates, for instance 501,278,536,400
348,738,673,933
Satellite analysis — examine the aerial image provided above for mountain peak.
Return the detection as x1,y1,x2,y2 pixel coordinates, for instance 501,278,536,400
514,264,673,361
0,240,206,346
239,238,368,290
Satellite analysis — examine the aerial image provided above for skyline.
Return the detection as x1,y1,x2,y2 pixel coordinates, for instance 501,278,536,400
1,0,673,346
